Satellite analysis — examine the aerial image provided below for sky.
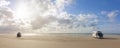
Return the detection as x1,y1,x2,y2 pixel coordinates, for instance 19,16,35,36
0,0,120,33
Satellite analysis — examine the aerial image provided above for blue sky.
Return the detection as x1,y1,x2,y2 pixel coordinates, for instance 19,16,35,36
0,0,120,33
71,0,120,32
66,0,120,14
65,0,120,25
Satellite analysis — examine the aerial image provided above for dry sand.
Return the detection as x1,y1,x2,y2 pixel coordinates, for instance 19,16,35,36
0,35,120,48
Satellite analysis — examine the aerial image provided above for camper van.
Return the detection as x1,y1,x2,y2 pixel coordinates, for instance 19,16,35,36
92,31,103,39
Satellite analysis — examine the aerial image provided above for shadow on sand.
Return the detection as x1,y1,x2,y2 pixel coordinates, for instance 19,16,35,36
100,37,119,40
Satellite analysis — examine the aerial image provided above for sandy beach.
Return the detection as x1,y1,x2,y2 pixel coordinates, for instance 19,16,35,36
0,35,120,48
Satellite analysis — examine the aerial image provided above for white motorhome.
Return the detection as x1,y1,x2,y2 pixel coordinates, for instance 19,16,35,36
92,31,99,38
92,31,104,39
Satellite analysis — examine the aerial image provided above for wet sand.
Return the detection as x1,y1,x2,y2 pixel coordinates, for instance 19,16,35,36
0,35,120,48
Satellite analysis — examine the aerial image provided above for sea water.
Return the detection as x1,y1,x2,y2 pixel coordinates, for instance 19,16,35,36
0,33,120,36
34,33,120,36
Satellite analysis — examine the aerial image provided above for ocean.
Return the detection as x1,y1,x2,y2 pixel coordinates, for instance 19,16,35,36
33,33,120,36
0,33,120,36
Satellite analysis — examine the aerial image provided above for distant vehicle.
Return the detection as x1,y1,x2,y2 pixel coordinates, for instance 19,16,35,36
17,32,21,38
92,31,103,39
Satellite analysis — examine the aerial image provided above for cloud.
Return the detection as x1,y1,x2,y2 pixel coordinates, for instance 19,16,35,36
20,0,75,29
77,14,98,27
0,7,13,19
101,10,119,22
13,0,99,33
107,10,119,21
0,25,19,33
0,0,99,33
31,16,57,29
0,0,19,33
99,23,120,33
0,0,10,7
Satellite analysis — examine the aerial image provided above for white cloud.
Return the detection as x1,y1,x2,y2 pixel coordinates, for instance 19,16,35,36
99,23,120,33
11,0,76,33
31,16,57,29
22,0,99,33
101,11,107,15
0,0,99,33
107,10,119,21
0,0,19,33
101,10,119,22
0,0,10,7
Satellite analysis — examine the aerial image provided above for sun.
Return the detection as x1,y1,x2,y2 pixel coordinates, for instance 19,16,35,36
13,2,33,28
14,3,31,20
